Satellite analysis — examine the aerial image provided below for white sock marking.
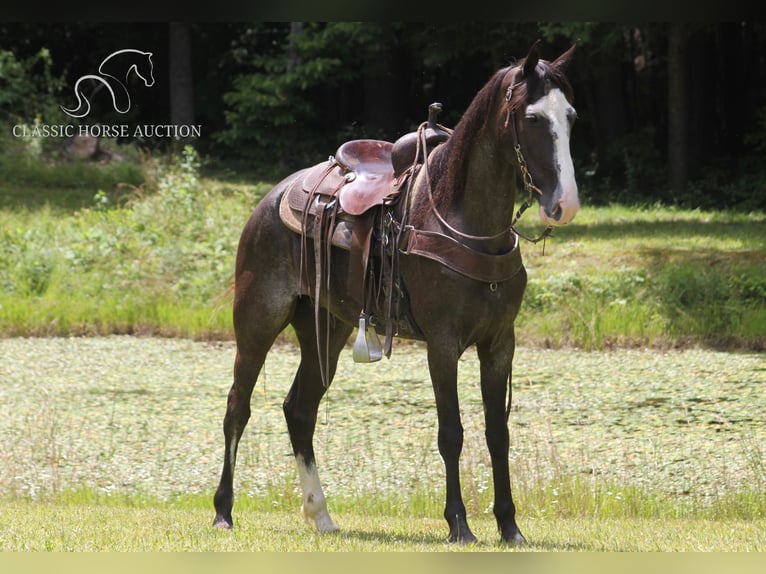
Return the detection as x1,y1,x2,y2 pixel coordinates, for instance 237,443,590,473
296,455,338,532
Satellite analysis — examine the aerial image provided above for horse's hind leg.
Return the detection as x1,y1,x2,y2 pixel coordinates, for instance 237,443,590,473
213,343,273,529
213,237,297,528
213,298,295,528
283,298,352,532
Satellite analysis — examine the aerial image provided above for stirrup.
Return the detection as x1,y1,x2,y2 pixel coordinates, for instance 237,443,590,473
352,313,383,363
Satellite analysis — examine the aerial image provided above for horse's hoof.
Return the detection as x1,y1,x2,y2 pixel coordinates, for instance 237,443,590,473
448,531,478,545
502,529,526,546
213,514,233,529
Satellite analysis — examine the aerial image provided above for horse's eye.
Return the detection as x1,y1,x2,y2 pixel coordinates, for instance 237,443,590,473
525,114,540,124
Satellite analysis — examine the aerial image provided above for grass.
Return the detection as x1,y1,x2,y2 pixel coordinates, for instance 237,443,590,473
0,151,144,212
0,337,763,550
0,148,268,339
515,205,766,349
2,499,765,551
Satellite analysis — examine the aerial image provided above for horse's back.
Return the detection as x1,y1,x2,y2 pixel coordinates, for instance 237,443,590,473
238,168,309,251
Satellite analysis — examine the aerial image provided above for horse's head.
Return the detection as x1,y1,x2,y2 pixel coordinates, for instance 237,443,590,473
502,43,579,227
130,50,155,88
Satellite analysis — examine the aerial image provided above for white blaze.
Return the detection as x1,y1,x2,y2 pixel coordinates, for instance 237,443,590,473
526,88,579,225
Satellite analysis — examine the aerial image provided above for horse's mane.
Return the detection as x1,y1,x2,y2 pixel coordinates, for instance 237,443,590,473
426,58,572,207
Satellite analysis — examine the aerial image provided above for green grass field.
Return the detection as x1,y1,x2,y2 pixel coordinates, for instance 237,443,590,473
0,337,763,551
3,502,764,551
0,152,764,552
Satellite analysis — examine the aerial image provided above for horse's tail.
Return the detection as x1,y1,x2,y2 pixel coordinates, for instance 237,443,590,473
60,75,103,118
60,95,90,119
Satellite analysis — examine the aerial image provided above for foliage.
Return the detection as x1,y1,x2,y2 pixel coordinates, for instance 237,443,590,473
0,47,65,124
0,146,270,337
214,23,374,171
0,47,69,159
2,23,766,208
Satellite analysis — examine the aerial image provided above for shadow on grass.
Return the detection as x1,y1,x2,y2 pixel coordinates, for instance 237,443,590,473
548,218,766,245
339,527,449,546
338,528,617,551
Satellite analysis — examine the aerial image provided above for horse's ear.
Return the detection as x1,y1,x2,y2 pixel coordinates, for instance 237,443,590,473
522,39,541,78
552,44,577,73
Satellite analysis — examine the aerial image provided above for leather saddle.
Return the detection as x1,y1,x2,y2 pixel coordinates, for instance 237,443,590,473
279,102,452,246
282,138,407,278
280,139,399,241
279,138,403,366
279,138,401,313
277,106,453,367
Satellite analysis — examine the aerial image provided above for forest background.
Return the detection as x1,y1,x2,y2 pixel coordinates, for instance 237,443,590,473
2,21,765,211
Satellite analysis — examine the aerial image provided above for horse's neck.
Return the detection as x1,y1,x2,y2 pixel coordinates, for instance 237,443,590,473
463,138,518,229
419,136,518,248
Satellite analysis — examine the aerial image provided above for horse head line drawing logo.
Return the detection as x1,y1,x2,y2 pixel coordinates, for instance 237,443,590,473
61,49,155,119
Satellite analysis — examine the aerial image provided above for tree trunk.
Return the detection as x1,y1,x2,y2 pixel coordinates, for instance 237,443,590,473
288,21,303,72
169,22,195,142
667,23,688,192
279,22,304,170
362,41,402,137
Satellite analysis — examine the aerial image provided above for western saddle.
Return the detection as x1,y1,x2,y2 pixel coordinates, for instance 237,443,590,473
278,103,523,370
278,104,451,366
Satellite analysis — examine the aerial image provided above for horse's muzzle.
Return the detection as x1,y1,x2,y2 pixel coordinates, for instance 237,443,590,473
540,188,579,226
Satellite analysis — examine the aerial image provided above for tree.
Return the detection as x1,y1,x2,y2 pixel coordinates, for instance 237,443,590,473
667,23,688,192
169,22,195,141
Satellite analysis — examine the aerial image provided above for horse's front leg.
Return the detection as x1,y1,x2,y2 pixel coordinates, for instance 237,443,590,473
427,343,476,544
477,338,526,545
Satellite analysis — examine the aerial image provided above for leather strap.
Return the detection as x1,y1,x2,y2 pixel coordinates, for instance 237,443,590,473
403,227,523,283
348,211,375,305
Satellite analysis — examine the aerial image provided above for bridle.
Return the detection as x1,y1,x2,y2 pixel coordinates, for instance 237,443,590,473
403,78,554,251
504,81,554,245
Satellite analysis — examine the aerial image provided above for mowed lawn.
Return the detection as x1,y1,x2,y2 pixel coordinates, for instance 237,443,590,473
0,337,764,551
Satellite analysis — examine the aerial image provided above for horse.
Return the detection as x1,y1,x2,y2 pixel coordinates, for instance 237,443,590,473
213,42,579,545
60,49,155,118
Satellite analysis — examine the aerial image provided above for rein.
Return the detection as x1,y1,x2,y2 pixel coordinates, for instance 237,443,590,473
509,139,553,245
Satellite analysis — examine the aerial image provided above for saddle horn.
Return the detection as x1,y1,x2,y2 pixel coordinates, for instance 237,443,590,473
391,102,451,178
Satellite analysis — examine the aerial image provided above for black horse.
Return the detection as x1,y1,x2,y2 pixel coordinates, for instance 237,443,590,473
213,43,579,544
